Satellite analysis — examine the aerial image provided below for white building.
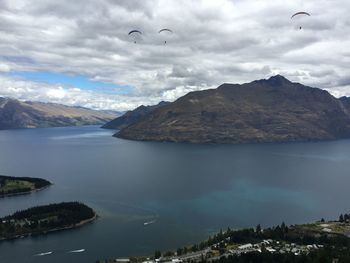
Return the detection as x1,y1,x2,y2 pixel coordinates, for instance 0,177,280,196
238,244,253,250
266,247,276,253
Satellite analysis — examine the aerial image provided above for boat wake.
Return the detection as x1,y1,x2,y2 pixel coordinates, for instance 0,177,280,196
34,251,52,256
92,198,160,226
69,249,85,253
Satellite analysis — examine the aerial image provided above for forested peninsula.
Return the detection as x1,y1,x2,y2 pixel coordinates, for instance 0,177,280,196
0,175,51,197
0,202,97,241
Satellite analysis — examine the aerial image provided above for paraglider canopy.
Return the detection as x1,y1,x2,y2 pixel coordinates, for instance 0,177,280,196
128,30,142,35
291,12,311,19
158,28,173,33
128,30,142,43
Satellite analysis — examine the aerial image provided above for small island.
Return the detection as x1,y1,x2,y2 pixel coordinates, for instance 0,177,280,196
0,202,97,241
0,175,51,197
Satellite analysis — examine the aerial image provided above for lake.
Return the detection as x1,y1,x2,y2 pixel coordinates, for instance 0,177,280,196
0,126,350,262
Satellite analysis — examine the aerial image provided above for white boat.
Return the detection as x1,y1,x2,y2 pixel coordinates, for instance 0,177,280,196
143,220,156,226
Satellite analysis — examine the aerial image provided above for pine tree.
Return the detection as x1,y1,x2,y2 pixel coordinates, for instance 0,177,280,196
339,214,344,222
154,250,161,259
256,224,261,233
281,222,286,232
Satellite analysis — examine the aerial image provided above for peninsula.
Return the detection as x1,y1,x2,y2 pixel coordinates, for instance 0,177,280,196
0,202,97,241
0,175,51,197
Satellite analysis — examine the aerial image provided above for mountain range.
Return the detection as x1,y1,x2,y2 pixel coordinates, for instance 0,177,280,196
114,75,350,144
0,97,118,130
102,101,169,130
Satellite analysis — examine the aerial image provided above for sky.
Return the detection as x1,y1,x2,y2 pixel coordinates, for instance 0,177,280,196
0,0,350,111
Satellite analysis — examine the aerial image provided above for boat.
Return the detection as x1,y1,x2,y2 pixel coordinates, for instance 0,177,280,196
143,220,156,226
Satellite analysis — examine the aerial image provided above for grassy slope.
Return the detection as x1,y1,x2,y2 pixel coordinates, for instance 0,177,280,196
0,179,35,193
0,175,51,197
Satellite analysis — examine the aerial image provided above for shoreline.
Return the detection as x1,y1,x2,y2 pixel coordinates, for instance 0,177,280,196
0,212,98,242
99,217,350,263
0,124,112,132
0,184,52,199
115,132,343,146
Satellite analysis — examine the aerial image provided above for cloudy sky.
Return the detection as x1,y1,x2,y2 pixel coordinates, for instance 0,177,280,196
0,0,350,111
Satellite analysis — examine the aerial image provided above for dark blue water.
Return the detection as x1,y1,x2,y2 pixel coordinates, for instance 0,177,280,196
0,126,350,262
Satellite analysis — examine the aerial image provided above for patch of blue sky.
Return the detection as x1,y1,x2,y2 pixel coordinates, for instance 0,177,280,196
7,71,131,94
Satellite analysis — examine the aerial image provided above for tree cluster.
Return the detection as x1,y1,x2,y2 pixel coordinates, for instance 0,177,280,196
0,202,95,239
339,213,350,223
0,187,32,196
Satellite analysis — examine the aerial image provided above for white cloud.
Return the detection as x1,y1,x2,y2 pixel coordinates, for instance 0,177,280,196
0,63,11,72
0,75,162,111
46,87,66,99
0,0,350,110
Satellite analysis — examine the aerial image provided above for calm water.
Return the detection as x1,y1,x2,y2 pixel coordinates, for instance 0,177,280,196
0,126,350,262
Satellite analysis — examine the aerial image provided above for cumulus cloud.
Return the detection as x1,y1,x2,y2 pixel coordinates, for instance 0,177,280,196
0,0,350,110
0,75,161,111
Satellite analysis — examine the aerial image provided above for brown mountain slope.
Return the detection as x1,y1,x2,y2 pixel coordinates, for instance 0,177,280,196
0,97,117,130
102,101,170,130
116,75,350,144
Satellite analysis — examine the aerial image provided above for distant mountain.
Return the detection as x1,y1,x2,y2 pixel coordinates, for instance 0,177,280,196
102,101,170,130
0,97,118,130
339,96,350,113
116,75,350,144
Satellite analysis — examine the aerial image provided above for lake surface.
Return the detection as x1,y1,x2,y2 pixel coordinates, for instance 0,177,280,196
0,126,350,262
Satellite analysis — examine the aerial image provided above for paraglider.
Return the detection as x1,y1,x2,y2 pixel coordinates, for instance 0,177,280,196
158,28,173,44
291,12,311,19
128,30,142,43
291,12,311,30
158,28,173,34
